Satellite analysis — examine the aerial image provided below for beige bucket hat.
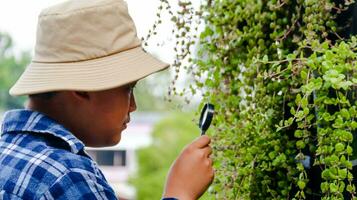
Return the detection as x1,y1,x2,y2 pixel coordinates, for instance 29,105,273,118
10,0,169,96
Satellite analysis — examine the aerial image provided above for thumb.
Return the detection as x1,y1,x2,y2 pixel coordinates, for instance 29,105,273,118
192,135,211,149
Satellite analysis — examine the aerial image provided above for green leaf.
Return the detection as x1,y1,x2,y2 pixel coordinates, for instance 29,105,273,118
322,169,330,180
300,70,308,80
340,108,350,119
294,130,303,138
351,121,357,129
296,140,306,149
330,155,339,164
297,181,306,190
303,107,309,115
321,182,329,192
268,152,276,159
338,168,347,179
301,98,308,108
333,116,344,129
330,183,338,193
339,181,345,193
335,143,345,152
347,184,355,192
346,145,353,155
262,55,269,63
338,81,353,90
295,94,302,105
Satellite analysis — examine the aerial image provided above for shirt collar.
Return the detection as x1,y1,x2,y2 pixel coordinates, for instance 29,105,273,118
1,109,85,154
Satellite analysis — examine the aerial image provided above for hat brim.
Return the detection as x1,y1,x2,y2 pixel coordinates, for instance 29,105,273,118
9,47,169,96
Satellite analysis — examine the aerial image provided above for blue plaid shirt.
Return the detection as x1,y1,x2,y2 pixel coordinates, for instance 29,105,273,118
0,109,117,199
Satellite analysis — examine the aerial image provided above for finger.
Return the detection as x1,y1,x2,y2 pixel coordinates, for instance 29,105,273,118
202,146,212,157
207,157,213,166
206,158,215,181
192,135,211,148
210,167,215,182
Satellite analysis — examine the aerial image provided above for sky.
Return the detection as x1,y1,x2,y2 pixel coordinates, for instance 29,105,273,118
0,0,173,62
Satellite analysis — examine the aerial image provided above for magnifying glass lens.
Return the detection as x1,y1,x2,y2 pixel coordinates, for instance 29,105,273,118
199,103,214,135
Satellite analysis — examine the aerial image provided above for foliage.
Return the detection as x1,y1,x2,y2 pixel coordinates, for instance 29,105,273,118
130,112,199,199
0,32,30,110
147,0,357,199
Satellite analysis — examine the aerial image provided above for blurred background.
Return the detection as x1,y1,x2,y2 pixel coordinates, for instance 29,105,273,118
0,0,202,199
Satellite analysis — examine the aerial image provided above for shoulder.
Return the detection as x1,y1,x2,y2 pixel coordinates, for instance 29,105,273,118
37,168,117,200
33,149,117,199
0,131,99,177
0,133,112,199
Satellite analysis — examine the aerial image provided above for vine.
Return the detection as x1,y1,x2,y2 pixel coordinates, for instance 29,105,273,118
145,0,357,199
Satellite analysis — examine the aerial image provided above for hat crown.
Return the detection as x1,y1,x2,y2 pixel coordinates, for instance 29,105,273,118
34,0,141,63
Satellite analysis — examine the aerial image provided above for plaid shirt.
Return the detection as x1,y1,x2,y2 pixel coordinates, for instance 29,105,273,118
0,109,117,199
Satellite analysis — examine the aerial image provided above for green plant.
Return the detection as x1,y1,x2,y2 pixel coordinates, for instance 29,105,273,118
146,0,357,199
130,112,199,199
0,32,29,110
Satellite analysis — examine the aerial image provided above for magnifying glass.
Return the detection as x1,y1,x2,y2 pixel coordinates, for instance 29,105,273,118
199,103,215,135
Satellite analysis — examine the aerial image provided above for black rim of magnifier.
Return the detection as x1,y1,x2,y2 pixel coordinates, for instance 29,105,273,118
199,103,214,132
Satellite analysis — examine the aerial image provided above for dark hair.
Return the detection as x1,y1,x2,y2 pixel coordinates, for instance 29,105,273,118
29,92,58,100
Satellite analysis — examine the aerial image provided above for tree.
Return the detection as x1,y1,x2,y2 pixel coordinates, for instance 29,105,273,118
0,32,30,110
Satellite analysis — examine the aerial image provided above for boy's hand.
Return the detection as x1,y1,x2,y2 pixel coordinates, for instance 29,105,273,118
163,135,214,200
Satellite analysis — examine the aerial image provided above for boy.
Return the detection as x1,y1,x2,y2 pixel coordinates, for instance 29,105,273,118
0,0,214,199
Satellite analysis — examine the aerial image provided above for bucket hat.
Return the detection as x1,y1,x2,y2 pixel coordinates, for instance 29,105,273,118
10,0,169,96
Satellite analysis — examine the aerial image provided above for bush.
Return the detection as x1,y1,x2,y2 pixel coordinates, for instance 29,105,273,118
147,0,357,199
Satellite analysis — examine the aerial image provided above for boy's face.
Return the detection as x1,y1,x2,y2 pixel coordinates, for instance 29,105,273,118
83,82,137,147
